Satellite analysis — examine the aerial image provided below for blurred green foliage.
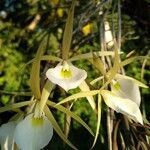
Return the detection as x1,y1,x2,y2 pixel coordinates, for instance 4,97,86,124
0,0,150,149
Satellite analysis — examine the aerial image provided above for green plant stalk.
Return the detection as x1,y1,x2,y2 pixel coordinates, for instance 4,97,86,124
64,102,71,138
117,0,121,51
107,108,113,150
112,120,121,150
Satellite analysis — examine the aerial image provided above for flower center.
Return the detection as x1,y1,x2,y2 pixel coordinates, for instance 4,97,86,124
32,117,44,127
60,61,72,79
113,82,121,91
60,68,72,79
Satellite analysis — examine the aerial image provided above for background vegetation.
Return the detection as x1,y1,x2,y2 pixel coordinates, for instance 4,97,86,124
0,0,149,149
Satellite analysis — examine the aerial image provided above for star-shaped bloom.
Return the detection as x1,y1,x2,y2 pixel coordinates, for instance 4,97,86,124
14,113,53,150
0,121,15,150
46,61,87,91
101,77,145,124
101,90,143,124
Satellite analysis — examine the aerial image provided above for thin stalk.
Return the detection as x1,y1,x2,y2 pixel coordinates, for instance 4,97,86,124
64,102,71,144
117,0,121,52
107,108,114,150
100,11,114,150
112,120,121,150
100,17,106,66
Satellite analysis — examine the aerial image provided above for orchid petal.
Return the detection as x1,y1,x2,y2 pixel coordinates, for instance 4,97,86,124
112,78,141,106
0,122,15,150
46,63,87,91
116,74,148,88
101,90,143,124
14,113,53,150
79,81,96,110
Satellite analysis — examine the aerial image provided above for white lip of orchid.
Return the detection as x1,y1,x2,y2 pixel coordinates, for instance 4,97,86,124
14,113,53,150
112,78,141,106
101,90,143,124
46,61,87,91
0,121,16,150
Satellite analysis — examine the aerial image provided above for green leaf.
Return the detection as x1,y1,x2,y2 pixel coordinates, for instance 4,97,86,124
47,100,94,136
29,35,48,99
62,0,76,60
44,106,78,150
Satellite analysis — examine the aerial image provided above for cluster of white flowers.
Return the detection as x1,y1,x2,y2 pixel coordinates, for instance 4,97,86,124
0,60,86,150
46,61,143,124
0,60,145,150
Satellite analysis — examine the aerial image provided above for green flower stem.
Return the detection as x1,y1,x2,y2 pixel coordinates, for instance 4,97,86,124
107,108,114,150
64,102,71,138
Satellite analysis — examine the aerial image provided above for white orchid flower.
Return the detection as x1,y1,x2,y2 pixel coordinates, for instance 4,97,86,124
0,121,16,150
100,75,147,124
101,90,143,124
112,78,141,106
102,74,148,124
91,73,147,124
14,113,53,150
46,61,87,91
